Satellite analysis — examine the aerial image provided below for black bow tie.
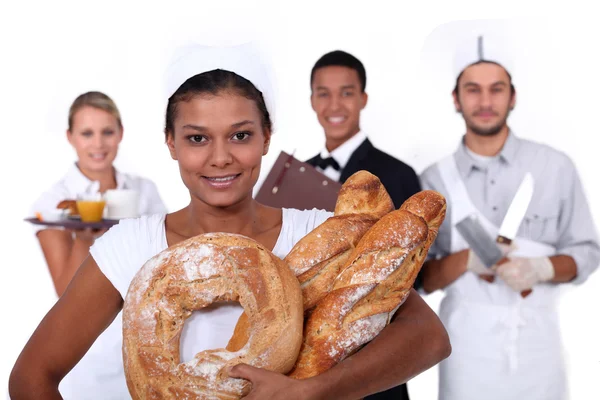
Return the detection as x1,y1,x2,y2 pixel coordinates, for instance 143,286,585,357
314,154,341,171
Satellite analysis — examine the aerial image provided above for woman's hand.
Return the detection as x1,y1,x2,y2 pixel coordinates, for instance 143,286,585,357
228,364,319,400
72,227,108,242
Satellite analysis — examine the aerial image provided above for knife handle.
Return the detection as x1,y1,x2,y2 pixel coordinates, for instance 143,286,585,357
496,236,512,245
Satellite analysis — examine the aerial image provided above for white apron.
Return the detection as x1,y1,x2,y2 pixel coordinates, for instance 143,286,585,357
436,156,566,400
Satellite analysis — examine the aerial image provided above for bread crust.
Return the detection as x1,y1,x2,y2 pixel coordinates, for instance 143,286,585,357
56,199,78,215
289,190,446,379
123,233,303,399
285,171,394,310
228,171,395,349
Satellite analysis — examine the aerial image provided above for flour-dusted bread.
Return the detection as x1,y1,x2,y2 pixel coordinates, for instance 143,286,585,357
289,190,446,379
225,171,393,353
122,233,303,399
285,171,394,310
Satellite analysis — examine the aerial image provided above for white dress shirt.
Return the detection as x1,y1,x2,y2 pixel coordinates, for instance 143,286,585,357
317,130,367,181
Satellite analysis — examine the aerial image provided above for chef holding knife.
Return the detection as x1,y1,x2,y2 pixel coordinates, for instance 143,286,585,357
419,34,600,400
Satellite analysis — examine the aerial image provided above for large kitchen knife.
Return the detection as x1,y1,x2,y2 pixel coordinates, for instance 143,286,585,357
497,172,535,246
456,215,530,297
456,215,505,268
456,172,535,299
496,173,535,297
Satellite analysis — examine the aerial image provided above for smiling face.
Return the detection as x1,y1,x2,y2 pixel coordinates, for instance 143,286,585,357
311,66,368,150
166,90,270,209
67,106,123,173
453,62,516,137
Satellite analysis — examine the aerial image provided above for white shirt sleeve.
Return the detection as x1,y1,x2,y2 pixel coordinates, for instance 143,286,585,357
273,208,332,258
90,215,166,299
306,208,332,230
29,183,70,234
291,208,332,246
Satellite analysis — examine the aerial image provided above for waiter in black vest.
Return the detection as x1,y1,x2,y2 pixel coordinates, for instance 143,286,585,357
306,50,421,211
306,50,420,400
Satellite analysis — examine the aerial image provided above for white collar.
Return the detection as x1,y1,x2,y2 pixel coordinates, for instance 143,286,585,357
320,130,367,170
64,163,129,194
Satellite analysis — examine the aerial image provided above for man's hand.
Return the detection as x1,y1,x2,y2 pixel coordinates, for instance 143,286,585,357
466,244,514,283
466,249,494,276
495,256,555,292
228,364,317,400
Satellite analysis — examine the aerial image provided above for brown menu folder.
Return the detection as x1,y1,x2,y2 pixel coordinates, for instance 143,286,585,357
255,151,342,212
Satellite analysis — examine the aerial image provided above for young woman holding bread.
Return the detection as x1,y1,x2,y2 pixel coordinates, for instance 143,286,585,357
28,91,167,399
11,46,450,400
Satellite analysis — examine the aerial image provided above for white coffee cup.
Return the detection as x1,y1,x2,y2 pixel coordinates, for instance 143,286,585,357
104,189,139,219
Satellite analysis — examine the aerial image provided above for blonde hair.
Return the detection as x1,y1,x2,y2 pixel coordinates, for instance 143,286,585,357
68,91,123,130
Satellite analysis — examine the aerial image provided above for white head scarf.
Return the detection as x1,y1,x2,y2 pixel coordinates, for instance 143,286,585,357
164,42,276,124
453,34,514,82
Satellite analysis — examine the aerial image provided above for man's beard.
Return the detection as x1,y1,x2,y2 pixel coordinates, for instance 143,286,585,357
462,108,511,137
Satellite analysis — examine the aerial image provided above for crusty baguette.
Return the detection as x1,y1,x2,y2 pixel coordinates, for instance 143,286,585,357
399,188,447,250
285,170,394,309
333,170,395,218
123,233,303,399
286,213,379,310
289,190,446,379
227,171,393,351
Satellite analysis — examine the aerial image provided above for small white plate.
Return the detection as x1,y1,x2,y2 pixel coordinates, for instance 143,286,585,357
39,209,69,222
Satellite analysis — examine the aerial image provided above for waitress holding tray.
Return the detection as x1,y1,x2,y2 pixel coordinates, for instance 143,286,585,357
31,91,167,296
29,91,166,399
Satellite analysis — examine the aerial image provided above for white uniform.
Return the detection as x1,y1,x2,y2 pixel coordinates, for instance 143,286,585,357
29,163,167,400
435,155,563,400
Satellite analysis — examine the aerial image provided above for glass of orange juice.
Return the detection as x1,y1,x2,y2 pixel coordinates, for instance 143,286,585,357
76,199,106,222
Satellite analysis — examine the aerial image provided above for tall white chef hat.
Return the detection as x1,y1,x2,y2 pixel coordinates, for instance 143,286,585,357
164,42,276,121
453,34,514,83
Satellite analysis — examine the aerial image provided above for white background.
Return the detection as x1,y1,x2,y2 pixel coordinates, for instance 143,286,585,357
1,1,598,399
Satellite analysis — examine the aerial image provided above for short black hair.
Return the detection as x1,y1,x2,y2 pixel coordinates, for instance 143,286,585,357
453,61,515,98
310,50,366,92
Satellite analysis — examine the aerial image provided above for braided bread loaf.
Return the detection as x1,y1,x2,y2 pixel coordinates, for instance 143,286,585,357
289,190,446,378
122,233,303,399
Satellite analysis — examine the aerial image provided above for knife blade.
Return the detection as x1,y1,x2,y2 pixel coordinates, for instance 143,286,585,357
497,172,534,245
456,214,531,297
456,215,504,268
496,172,535,297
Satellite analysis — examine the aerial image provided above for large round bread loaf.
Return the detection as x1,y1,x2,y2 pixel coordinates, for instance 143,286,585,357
122,233,303,399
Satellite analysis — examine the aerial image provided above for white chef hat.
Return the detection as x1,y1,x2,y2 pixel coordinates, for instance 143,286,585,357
453,34,514,83
164,42,276,120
